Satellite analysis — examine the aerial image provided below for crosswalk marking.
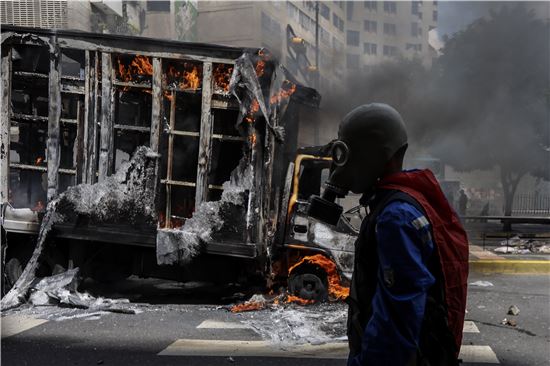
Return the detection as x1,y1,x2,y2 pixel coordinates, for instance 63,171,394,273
158,339,348,359
459,345,500,364
463,320,480,333
196,320,250,329
1,315,48,339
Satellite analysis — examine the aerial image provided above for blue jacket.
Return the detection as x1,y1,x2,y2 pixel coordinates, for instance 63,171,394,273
348,200,435,366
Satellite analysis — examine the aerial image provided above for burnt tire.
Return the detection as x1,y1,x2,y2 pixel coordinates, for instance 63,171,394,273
288,272,328,302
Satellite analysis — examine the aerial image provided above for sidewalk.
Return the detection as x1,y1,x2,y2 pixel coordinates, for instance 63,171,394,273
469,244,550,274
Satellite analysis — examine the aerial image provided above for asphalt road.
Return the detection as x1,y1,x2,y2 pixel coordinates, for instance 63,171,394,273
2,273,549,366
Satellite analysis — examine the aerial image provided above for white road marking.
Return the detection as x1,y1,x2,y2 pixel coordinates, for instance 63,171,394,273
463,320,480,333
1,315,48,339
196,320,250,329
459,345,500,364
158,339,348,359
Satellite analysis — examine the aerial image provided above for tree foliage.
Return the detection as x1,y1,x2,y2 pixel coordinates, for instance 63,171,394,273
430,4,549,215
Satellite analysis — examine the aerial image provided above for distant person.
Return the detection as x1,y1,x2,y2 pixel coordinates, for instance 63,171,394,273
312,104,469,365
458,189,468,216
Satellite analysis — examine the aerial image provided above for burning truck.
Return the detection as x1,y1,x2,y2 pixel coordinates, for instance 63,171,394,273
0,26,359,306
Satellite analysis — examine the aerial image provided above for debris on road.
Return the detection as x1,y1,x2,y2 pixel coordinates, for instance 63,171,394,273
507,305,520,316
501,318,517,327
1,147,158,311
494,236,550,254
242,302,348,346
469,280,494,287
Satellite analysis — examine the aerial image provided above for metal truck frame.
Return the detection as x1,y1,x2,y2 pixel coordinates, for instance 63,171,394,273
1,26,357,297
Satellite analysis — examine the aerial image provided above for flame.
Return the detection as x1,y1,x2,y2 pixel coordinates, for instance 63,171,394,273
270,80,297,105
249,133,257,146
255,59,265,77
167,63,201,90
213,64,233,92
286,295,315,305
230,301,266,313
289,254,349,301
32,200,45,212
117,55,153,82
35,157,44,165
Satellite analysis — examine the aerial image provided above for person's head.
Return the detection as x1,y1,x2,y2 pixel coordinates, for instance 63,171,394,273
327,103,408,194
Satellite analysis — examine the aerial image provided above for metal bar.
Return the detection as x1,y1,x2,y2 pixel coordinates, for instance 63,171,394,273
150,57,163,153
11,113,77,124
212,134,245,142
113,124,151,132
195,61,213,206
165,92,177,228
0,46,12,204
88,51,100,184
170,130,199,137
47,35,61,201
75,100,85,183
98,52,114,182
9,163,76,175
161,179,223,190
13,70,84,82
113,80,152,89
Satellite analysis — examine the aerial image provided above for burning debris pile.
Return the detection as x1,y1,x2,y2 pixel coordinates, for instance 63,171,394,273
1,147,158,310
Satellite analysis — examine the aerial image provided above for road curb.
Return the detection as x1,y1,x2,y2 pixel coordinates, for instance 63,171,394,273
469,259,550,274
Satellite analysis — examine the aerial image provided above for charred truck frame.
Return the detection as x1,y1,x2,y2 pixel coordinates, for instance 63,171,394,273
1,26,357,300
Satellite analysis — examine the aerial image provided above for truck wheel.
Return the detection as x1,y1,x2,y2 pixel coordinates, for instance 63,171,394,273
288,271,328,302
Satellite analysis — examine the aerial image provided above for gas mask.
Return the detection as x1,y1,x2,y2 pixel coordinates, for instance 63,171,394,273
308,103,408,226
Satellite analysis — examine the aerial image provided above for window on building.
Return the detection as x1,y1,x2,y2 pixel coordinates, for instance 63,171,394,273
411,22,422,37
347,1,354,20
383,1,397,14
320,3,330,20
333,14,344,32
433,10,438,21
334,1,344,10
347,54,360,69
147,0,170,12
261,11,281,36
333,36,344,52
406,43,421,52
383,45,397,56
364,42,377,55
383,23,396,36
320,27,331,46
364,1,377,10
364,20,377,33
347,30,360,46
287,2,299,22
412,1,421,15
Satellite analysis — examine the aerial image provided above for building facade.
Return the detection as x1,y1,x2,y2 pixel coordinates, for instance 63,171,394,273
345,1,438,69
0,0,198,40
196,1,437,93
197,1,347,94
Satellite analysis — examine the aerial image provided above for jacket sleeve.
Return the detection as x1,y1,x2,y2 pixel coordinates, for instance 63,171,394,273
348,201,435,366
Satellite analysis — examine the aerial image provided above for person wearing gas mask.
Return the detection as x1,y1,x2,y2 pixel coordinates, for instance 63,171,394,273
308,104,469,366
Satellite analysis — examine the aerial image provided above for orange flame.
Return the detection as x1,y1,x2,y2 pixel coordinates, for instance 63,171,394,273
117,55,153,82
213,64,233,92
270,80,297,105
35,157,44,165
289,254,349,301
286,295,315,305
167,63,202,90
255,59,265,78
230,301,266,313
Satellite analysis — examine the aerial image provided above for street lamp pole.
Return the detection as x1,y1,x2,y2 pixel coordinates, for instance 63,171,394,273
314,1,320,145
